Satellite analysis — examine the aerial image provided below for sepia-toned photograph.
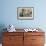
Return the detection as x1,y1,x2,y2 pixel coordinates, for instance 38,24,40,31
17,7,34,20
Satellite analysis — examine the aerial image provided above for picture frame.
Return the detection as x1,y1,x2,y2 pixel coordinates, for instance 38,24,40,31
17,7,34,20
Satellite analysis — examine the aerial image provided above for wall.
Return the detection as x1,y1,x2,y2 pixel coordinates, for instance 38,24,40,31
0,0,46,30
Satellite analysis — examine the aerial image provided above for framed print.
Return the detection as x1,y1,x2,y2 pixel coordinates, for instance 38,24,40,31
17,7,34,20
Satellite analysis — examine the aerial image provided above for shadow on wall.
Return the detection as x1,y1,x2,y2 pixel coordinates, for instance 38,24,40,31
0,24,7,43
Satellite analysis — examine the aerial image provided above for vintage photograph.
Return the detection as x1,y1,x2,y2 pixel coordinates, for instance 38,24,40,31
17,7,34,20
